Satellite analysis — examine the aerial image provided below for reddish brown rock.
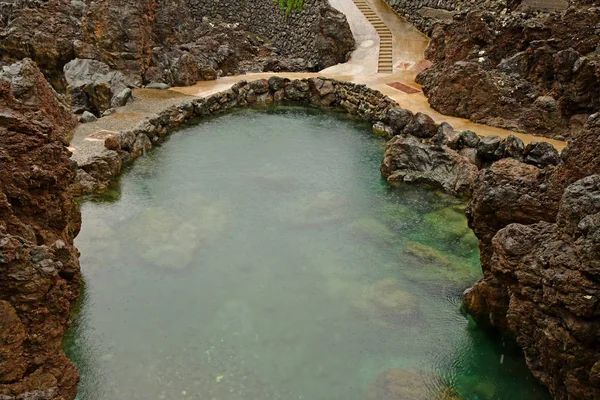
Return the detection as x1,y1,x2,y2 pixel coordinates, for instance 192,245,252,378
463,113,600,400
0,60,81,399
415,5,600,140
0,0,355,89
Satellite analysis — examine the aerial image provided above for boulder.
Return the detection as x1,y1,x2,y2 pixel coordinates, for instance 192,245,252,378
64,58,132,115
112,88,133,108
79,111,97,123
268,76,287,91
504,135,525,160
403,112,438,138
433,122,459,148
477,135,503,162
373,122,394,138
524,141,560,168
457,130,480,148
387,107,414,134
381,135,478,196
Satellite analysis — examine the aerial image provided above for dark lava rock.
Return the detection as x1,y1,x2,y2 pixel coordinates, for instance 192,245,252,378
268,76,287,91
381,135,478,196
403,112,438,138
504,135,525,161
524,141,560,168
477,135,502,162
414,5,600,140
249,79,269,94
464,114,600,399
387,107,414,134
457,130,480,148
433,122,459,148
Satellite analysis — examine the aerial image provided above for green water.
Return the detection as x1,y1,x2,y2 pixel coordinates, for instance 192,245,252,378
65,108,550,400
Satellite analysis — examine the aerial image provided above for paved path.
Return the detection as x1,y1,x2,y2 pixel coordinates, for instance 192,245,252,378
70,0,567,160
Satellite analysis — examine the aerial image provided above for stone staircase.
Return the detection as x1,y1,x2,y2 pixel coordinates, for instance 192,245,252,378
352,0,393,73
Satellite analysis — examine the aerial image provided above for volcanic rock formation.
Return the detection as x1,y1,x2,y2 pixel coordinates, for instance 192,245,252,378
0,59,81,399
0,0,354,92
387,0,600,140
463,113,600,399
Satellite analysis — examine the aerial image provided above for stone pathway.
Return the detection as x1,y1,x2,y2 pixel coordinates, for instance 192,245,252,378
69,0,567,161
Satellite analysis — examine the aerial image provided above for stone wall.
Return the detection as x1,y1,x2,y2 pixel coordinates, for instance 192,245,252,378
187,0,355,70
78,77,560,198
383,0,508,34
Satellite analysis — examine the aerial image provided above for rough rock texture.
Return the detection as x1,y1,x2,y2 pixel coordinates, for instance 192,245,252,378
189,0,355,70
0,0,354,89
0,60,81,399
64,59,133,115
381,135,478,196
463,113,600,399
390,0,600,139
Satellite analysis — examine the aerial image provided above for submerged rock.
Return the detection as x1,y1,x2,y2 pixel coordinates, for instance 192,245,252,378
127,203,227,271
423,205,470,240
346,218,397,246
276,191,349,228
356,278,419,326
367,369,460,400
402,242,477,287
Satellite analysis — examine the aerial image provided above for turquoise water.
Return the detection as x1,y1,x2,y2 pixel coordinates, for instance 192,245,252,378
65,108,550,400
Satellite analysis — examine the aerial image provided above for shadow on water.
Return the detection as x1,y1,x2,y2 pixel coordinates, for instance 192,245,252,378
65,107,550,400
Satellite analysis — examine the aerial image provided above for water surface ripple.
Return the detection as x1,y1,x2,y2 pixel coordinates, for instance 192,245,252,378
66,108,549,400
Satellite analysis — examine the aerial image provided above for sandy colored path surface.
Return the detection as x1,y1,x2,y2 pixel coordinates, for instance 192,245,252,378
70,0,566,157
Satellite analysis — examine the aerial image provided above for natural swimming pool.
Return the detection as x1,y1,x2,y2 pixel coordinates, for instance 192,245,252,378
65,108,550,400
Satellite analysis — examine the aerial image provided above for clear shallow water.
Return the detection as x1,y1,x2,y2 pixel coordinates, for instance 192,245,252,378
65,108,550,400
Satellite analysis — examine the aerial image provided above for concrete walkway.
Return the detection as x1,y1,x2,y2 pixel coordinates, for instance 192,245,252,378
69,0,567,161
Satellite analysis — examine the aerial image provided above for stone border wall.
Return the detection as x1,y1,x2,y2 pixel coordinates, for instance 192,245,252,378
73,77,561,199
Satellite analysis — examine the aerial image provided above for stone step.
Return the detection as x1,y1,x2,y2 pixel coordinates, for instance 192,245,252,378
352,0,393,74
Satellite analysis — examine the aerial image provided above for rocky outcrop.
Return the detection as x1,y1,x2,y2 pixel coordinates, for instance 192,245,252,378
0,0,354,89
188,0,355,71
381,135,478,196
64,59,133,116
0,60,81,399
463,113,600,399
389,0,600,140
